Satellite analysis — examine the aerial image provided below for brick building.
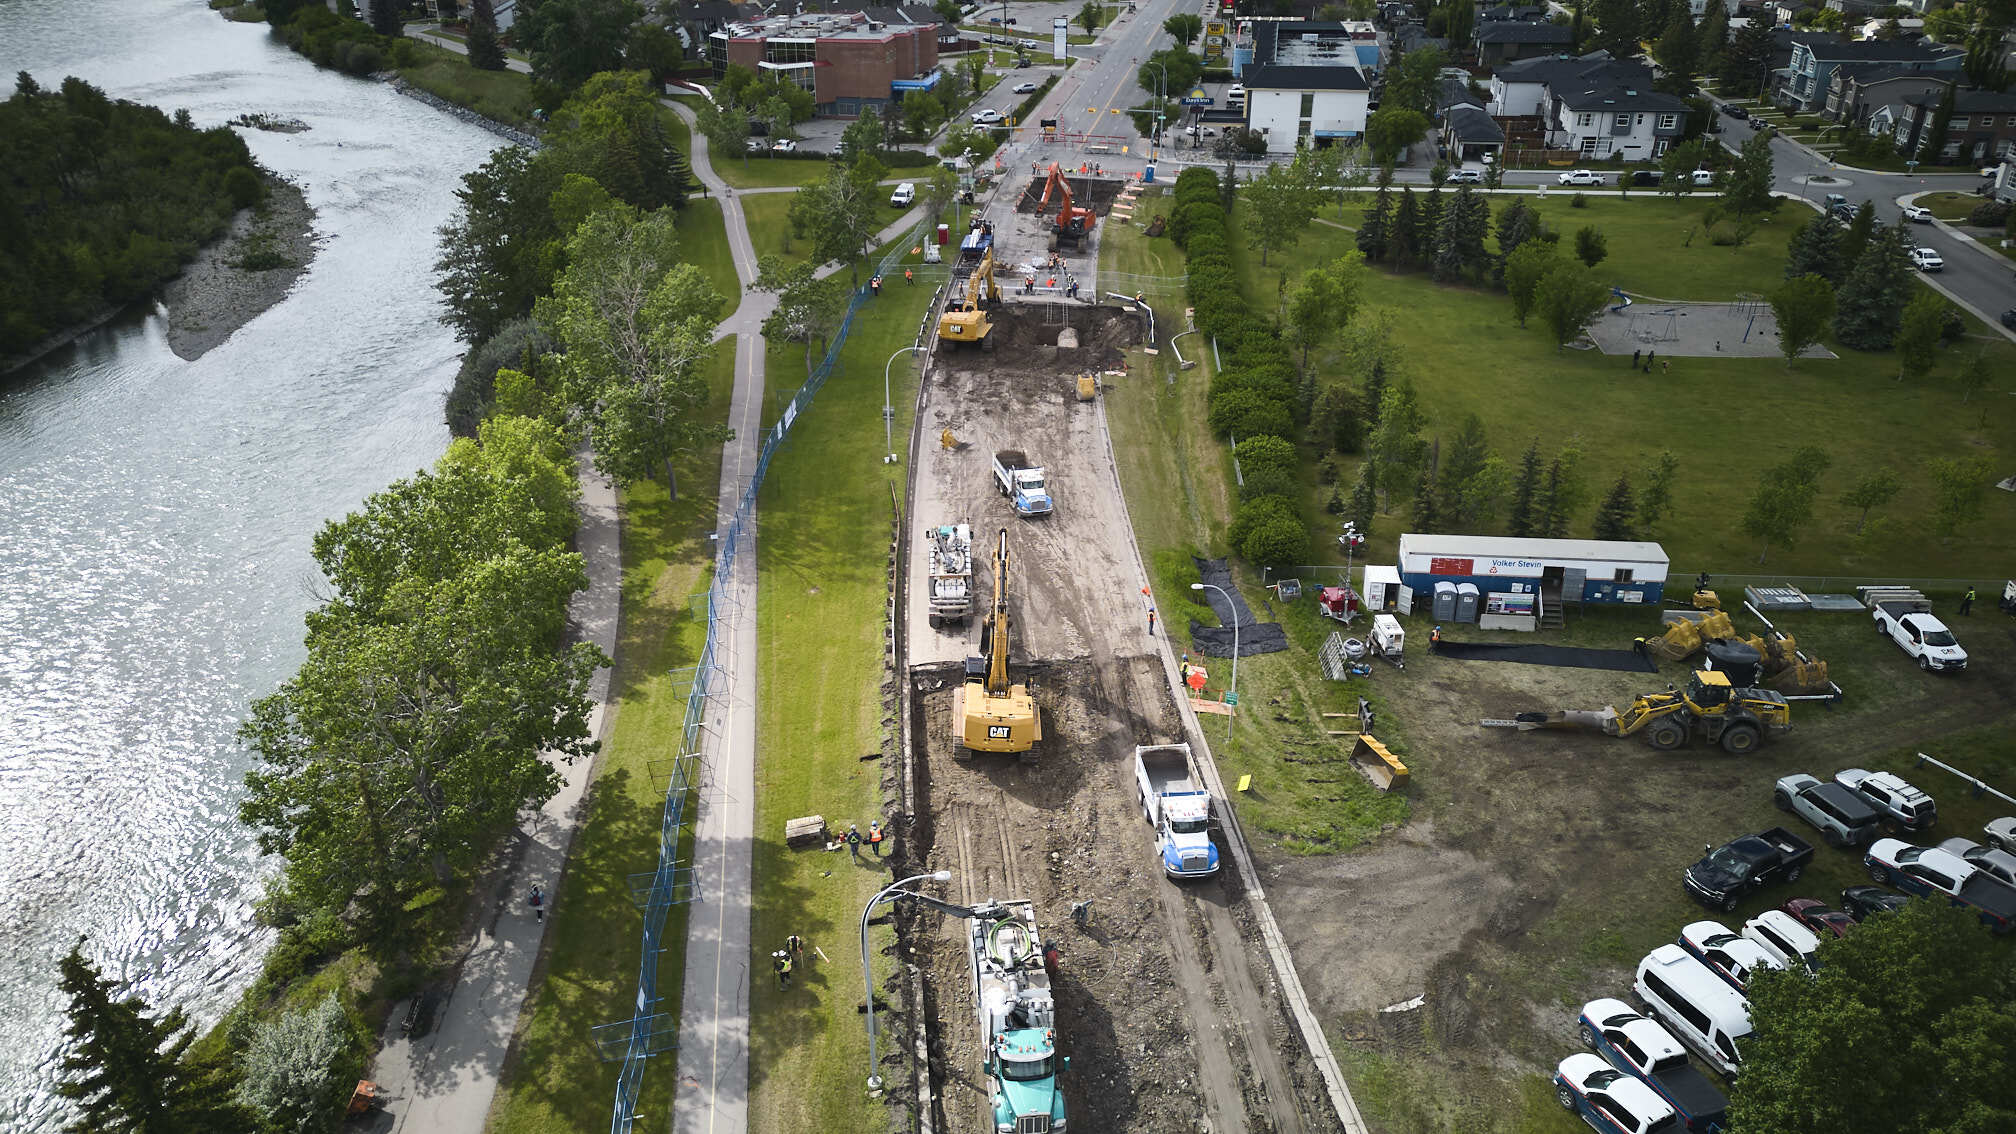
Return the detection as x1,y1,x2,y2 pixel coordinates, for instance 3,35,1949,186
707,8,943,118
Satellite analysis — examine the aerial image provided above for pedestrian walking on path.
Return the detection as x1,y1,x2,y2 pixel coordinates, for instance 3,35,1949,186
528,884,545,923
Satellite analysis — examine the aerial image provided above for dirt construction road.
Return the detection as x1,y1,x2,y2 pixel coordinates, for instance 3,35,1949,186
901,306,1336,1134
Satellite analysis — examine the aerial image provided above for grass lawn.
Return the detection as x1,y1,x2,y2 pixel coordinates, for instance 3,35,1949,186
745,283,938,1134
1262,199,2016,576
676,198,742,308
716,154,843,190
738,193,809,265
397,42,539,128
1915,191,1983,221
486,339,738,1134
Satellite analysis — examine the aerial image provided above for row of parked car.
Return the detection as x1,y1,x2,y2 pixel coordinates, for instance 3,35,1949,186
1554,773,2016,1132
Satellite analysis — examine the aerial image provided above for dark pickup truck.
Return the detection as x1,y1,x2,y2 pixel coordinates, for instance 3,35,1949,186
1685,828,1815,913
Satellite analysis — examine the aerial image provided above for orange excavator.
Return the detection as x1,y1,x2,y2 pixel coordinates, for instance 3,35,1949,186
1037,161,1097,251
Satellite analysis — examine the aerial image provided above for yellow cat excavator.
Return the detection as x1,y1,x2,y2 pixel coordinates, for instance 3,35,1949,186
954,528,1040,756
938,245,999,351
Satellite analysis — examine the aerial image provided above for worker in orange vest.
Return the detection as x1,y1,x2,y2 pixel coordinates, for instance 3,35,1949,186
904,267,914,285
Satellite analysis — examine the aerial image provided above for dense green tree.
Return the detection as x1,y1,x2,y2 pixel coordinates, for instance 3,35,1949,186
1732,900,2016,1134
1839,199,1877,270
1833,224,1913,349
1078,1,1105,34
434,147,566,344
1590,0,1643,58
1347,458,1378,536
1917,81,1957,162
1724,131,1778,216
1367,382,1427,509
1245,154,1322,266
1770,273,1836,368
1696,0,1730,74
57,944,254,1134
1654,7,1698,90
1965,28,2011,91
1535,262,1610,349
1138,47,1203,99
1535,458,1566,537
902,89,947,138
1894,290,1951,381
1391,187,1424,268
1783,213,1842,283
1573,224,1608,267
1496,197,1541,259
789,160,887,283
696,96,752,163
538,207,725,492
519,0,642,90
1509,440,1543,536
1163,13,1204,47
1929,455,1996,539
1383,46,1448,115
1740,445,1831,562
1503,241,1556,327
368,0,403,37
1445,0,1477,49
1366,107,1430,166
1409,461,1442,533
1356,182,1395,262
1718,20,1773,94
542,71,691,209
1840,466,1900,533
1660,138,1708,196
1592,473,1636,540
1636,450,1679,531
751,255,850,379
232,993,353,1132
1287,257,1365,378
1439,186,1494,281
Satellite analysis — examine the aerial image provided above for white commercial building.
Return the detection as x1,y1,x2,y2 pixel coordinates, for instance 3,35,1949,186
1240,63,1370,152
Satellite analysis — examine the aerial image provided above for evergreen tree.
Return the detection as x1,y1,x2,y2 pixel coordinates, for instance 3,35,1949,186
1696,0,1730,76
1718,20,1774,96
1894,290,1950,382
467,0,507,70
1361,358,1389,428
1592,473,1637,540
1438,414,1491,523
1654,7,1699,92
1917,82,1956,164
1418,188,1446,258
1833,224,1913,350
1574,225,1608,267
1838,200,1876,272
1497,197,1538,259
1348,459,1378,538
1637,450,1679,531
369,0,404,38
1432,222,1466,282
1448,187,1493,279
1964,30,2010,93
1411,461,1442,532
1571,0,1588,52
1591,0,1643,58
1509,440,1542,536
1392,188,1423,268
1357,182,1395,263
1783,213,1841,283
58,944,253,1134
1536,458,1567,538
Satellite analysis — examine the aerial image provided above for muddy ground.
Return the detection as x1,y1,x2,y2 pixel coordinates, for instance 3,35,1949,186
898,304,1338,1134
1015,174,1129,217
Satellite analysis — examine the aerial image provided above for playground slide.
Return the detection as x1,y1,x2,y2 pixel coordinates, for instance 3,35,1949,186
1610,287,1632,314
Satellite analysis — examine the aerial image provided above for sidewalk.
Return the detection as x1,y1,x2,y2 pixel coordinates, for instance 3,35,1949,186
366,459,621,1133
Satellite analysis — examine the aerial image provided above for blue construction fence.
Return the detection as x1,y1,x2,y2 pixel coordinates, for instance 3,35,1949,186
602,220,932,1133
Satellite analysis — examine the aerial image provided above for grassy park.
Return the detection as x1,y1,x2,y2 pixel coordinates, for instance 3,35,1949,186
487,341,738,1134
745,277,938,1134
396,42,540,127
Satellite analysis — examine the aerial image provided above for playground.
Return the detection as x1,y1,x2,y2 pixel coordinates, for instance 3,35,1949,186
1584,292,1836,360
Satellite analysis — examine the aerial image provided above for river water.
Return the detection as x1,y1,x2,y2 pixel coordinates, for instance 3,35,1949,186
0,2,499,1126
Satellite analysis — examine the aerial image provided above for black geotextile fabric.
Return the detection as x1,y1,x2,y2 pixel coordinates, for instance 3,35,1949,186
1430,640,1658,672
1188,621,1291,658
1188,557,1290,657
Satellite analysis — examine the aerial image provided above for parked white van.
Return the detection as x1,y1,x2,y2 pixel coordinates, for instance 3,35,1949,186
890,182,916,206
1634,945,1753,1077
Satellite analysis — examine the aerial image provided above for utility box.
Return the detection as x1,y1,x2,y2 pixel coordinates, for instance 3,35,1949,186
1432,581,1458,622
1456,582,1481,623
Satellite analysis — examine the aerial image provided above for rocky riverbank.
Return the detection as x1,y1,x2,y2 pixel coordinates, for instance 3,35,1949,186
162,172,318,361
384,76,542,149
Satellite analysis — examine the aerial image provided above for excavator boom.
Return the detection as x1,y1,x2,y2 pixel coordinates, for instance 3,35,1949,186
986,527,1011,695
954,527,1040,755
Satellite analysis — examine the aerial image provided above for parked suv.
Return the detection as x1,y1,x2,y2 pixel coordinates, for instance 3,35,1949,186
1679,921,1785,994
1937,838,2016,886
1774,773,1883,847
1554,1054,1682,1134
1834,769,1936,832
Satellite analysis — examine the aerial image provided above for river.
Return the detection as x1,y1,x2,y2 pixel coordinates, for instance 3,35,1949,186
0,2,500,1126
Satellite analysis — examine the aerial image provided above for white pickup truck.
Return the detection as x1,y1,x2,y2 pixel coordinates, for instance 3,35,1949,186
1134,744,1219,879
1871,599,1968,672
992,450,1053,517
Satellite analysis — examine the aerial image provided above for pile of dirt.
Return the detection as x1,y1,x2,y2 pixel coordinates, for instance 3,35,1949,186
936,305,1143,376
1015,174,1129,216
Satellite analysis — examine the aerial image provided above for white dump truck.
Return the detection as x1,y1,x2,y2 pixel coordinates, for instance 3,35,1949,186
992,450,1053,517
1134,744,1220,879
970,899,1068,1134
925,522,974,627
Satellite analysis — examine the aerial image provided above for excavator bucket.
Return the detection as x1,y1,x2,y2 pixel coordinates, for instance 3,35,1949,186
1647,611,1735,661
1349,735,1409,791
1766,658,1831,695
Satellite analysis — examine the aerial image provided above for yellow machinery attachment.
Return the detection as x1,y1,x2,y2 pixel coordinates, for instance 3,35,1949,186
1645,610,1736,662
956,528,1040,755
937,245,1000,350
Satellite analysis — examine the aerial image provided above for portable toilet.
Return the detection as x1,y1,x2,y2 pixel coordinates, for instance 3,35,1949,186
1455,582,1481,623
1431,581,1459,622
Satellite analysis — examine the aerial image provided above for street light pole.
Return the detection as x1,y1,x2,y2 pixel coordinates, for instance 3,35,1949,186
861,869,954,1092
1191,582,1237,744
883,345,921,461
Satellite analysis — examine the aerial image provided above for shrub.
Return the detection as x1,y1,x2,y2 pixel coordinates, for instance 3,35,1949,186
1240,462,1300,502
445,317,554,438
1230,495,1308,565
1234,434,1298,480
342,42,384,75
1968,200,2011,228
1570,192,1589,208
224,165,266,209
1207,388,1293,439
1228,493,1297,549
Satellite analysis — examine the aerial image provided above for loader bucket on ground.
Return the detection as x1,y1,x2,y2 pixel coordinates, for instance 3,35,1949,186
1350,735,1410,791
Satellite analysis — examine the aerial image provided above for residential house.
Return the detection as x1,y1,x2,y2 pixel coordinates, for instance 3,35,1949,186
1239,20,1382,79
1823,0,1890,17
1487,50,1627,117
1822,64,1951,125
1475,20,1576,67
1776,37,1961,112
1240,63,1371,151
1547,78,1691,159
1893,87,2016,164
1856,18,1924,39
1443,102,1507,162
